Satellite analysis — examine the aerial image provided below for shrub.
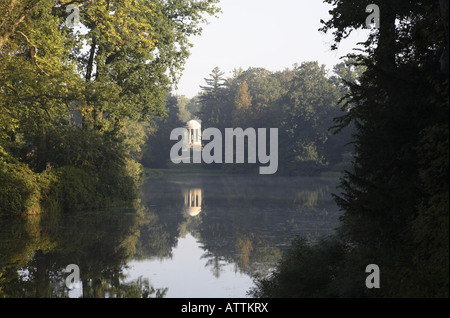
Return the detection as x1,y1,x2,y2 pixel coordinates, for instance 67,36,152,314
51,166,101,212
0,162,41,216
248,236,349,298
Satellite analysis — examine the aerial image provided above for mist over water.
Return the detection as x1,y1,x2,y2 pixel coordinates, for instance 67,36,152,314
0,174,341,298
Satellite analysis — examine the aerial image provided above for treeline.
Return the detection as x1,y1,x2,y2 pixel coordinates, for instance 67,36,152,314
249,0,449,298
0,0,219,217
142,61,359,175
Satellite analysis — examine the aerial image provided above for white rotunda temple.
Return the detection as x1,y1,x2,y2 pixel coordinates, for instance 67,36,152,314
186,120,202,149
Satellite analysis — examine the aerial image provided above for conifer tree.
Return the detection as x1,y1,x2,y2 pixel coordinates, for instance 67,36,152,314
321,0,449,296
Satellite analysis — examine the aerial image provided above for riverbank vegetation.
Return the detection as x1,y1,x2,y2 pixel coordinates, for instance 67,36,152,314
0,0,220,217
1,1,356,218
1,0,447,299
249,0,449,298
142,61,360,176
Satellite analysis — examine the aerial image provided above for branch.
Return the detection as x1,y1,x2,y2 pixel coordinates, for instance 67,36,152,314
0,0,39,51
15,31,50,77
85,39,97,81
0,80,19,96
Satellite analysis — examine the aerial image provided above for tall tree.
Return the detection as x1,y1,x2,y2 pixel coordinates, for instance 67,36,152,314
0,0,221,214
0,0,82,170
278,62,341,174
62,0,220,132
234,81,252,110
232,80,252,127
321,0,449,296
141,94,186,168
198,66,232,130
200,66,226,92
249,1,448,299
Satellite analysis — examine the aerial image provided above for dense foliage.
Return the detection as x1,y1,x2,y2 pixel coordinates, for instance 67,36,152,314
0,0,220,216
249,0,449,298
1,0,447,299
142,63,356,175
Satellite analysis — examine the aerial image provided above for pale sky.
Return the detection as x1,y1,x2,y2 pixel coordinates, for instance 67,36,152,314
173,0,370,98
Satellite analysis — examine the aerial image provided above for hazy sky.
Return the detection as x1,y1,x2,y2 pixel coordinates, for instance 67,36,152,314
173,0,370,98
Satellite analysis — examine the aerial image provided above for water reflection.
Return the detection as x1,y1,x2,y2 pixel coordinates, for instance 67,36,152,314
0,174,341,298
0,209,167,298
184,188,203,217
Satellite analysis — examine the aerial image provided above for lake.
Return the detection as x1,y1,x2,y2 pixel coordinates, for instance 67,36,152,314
0,173,342,298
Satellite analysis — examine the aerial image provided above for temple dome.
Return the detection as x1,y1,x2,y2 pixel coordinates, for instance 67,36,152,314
186,120,201,129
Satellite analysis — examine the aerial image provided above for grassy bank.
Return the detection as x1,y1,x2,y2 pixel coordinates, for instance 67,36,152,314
143,165,344,180
143,166,242,179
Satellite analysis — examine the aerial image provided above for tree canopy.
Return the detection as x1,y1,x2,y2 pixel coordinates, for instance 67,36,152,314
0,0,220,216
250,0,449,298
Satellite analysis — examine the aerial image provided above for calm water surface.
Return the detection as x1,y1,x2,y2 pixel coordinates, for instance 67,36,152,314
0,174,342,298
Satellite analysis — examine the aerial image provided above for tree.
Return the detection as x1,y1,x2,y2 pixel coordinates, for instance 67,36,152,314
0,0,221,215
321,0,449,297
277,62,342,174
200,66,226,92
0,0,39,51
232,81,252,127
249,0,448,298
195,63,352,175
141,94,186,168
58,0,220,132
198,67,233,130
235,81,252,110
0,0,82,171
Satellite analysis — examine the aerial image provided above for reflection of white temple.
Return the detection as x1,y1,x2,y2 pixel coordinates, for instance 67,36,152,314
186,120,202,149
184,188,202,217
